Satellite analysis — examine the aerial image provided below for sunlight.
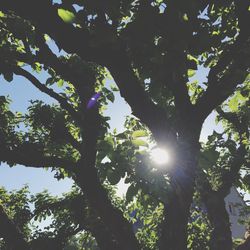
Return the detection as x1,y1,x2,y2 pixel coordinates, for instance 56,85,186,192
150,147,170,165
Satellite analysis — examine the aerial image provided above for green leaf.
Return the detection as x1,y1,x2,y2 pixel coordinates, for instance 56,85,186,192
110,84,119,92
57,79,64,87
187,54,198,64
199,148,220,169
188,69,196,78
132,130,148,138
132,139,148,147
126,184,138,202
44,34,51,42
58,9,76,23
107,169,121,185
183,13,189,21
228,92,246,112
106,91,115,103
33,62,42,73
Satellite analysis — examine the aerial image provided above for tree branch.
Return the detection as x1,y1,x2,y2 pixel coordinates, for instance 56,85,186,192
34,34,95,103
195,1,250,121
74,107,141,250
0,0,100,62
0,144,76,172
160,0,194,127
0,205,30,250
36,31,175,144
0,1,175,144
13,66,82,124
34,194,120,250
107,51,175,144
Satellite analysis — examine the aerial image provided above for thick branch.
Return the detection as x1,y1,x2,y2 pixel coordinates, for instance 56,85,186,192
0,0,100,62
0,145,76,172
0,205,30,250
107,52,175,144
37,32,175,144
195,47,249,120
75,107,140,250
0,0,176,144
161,1,193,117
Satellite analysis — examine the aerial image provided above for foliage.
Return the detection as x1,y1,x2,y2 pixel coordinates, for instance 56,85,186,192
0,0,249,249
0,185,104,249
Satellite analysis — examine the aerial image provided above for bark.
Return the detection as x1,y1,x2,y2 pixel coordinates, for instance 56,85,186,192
159,136,200,250
75,163,140,250
74,108,140,250
91,220,120,250
107,55,173,144
203,193,233,250
159,194,193,250
0,205,30,250
30,238,64,250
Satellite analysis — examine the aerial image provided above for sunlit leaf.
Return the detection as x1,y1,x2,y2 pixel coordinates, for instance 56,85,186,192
132,130,148,138
58,9,76,23
188,69,196,78
132,139,148,147
228,92,246,112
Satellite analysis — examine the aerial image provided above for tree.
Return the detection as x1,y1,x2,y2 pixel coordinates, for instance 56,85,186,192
0,0,249,249
197,97,250,249
0,185,124,250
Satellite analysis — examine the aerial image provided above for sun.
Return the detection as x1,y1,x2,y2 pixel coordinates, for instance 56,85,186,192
150,147,170,165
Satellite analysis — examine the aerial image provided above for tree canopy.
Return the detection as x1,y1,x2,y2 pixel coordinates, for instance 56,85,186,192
0,0,249,249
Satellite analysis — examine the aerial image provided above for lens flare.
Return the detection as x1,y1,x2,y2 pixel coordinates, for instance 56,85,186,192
87,92,101,109
150,147,170,165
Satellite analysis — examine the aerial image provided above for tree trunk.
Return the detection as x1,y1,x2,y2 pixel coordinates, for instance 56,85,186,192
74,108,140,250
159,195,192,250
75,168,140,250
204,193,233,250
159,137,200,250
91,225,120,250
